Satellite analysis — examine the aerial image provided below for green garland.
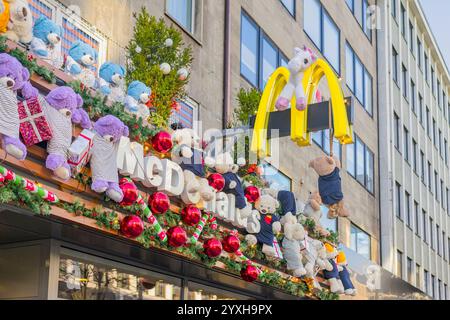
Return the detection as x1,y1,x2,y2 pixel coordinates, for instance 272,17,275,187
0,181,51,215
0,36,56,84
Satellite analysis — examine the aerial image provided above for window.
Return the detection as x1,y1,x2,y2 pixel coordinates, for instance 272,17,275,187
402,64,408,100
437,224,441,255
187,283,252,300
350,224,371,260
409,21,415,54
424,269,429,295
405,191,411,227
432,275,436,299
412,139,418,173
304,0,340,72
170,99,199,130
438,279,442,300
425,53,429,83
420,151,425,183
411,80,416,113
391,0,397,19
431,67,436,96
240,13,287,89
430,217,434,250
426,107,431,138
434,171,439,201
443,231,447,260
414,201,420,236
403,126,409,163
347,0,372,40
347,135,375,193
419,94,424,125
392,47,399,84
428,162,432,192
441,179,444,208
437,80,442,108
396,182,402,219
397,250,403,278
401,4,406,37
313,131,342,160
262,163,292,191
346,43,373,115
445,139,448,165
280,0,295,16
394,113,400,150
407,257,413,283
422,210,427,242
417,38,423,69
167,0,195,33
416,264,421,288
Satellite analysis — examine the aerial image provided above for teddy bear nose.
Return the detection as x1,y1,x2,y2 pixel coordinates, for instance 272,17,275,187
66,111,71,117
109,137,114,142
6,80,14,87
56,36,60,41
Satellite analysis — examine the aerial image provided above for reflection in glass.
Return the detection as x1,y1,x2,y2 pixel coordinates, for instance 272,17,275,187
167,0,194,33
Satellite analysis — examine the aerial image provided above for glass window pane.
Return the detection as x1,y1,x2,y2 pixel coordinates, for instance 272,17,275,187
346,45,355,91
355,56,364,103
240,15,259,86
364,71,373,115
261,37,278,89
356,138,365,185
323,12,340,72
366,148,374,193
347,142,355,177
304,0,321,48
167,0,193,33
262,163,292,191
280,0,295,16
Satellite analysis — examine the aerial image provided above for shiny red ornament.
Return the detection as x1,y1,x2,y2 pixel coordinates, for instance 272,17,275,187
240,265,260,283
167,226,188,248
203,238,223,258
120,215,144,239
208,173,225,192
149,192,170,214
152,131,173,154
119,178,139,206
222,235,241,254
181,205,202,226
244,186,260,203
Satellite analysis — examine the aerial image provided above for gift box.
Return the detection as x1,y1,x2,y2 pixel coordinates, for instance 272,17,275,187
18,98,53,146
68,129,95,176
273,238,284,260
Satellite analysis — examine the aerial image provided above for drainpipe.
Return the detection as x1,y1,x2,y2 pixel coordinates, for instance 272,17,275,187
223,0,231,129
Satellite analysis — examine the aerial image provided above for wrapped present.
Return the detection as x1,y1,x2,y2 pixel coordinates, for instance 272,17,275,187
68,129,95,176
18,98,53,146
273,238,284,260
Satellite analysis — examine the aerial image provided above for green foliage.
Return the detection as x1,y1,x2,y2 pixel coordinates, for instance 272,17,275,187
316,289,340,301
231,87,262,127
0,181,51,215
63,200,120,230
126,8,193,128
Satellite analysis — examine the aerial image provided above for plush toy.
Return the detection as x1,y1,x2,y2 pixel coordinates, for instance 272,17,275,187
0,53,37,160
303,191,331,237
276,46,317,111
281,213,307,276
4,0,33,44
31,16,63,68
124,81,151,122
90,115,129,202
98,62,126,104
263,188,297,217
0,0,10,34
323,243,345,294
337,251,357,296
41,87,91,181
65,41,98,88
245,193,282,257
309,156,350,219
172,128,215,204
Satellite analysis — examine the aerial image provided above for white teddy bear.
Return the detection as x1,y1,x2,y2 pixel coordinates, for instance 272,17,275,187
302,191,331,237
281,213,308,277
323,243,345,294
172,128,215,204
5,0,33,44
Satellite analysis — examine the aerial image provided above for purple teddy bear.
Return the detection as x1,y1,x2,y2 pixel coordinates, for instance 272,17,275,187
0,53,38,160
42,86,91,181
90,115,129,203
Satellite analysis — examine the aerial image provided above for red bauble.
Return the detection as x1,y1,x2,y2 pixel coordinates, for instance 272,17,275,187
119,178,139,206
167,226,187,248
120,215,144,239
149,192,170,214
244,186,260,203
203,238,223,258
181,205,202,226
222,235,241,253
240,265,260,283
208,173,225,192
152,131,173,154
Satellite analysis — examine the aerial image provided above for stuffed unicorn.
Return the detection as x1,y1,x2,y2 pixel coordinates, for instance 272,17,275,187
276,46,317,111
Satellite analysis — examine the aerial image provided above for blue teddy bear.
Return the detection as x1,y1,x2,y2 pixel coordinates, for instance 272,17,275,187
65,41,98,88
124,80,152,123
98,62,126,103
31,16,63,68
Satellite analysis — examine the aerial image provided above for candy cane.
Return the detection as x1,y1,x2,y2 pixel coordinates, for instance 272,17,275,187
208,214,218,230
136,195,167,243
190,212,209,244
0,165,58,204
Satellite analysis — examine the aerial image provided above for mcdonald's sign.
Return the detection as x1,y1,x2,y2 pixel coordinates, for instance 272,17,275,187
250,59,354,157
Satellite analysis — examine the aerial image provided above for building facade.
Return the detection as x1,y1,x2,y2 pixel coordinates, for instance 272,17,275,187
378,0,450,300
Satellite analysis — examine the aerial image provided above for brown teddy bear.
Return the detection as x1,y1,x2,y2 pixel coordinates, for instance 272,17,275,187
309,156,349,219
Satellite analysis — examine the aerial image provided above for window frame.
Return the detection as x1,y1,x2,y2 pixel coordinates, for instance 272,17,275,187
347,133,375,195
350,223,372,261
279,0,296,18
166,0,196,35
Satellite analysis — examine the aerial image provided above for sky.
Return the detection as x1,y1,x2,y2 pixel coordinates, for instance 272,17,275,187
419,0,450,70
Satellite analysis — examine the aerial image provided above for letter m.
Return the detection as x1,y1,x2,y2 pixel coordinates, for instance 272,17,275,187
116,137,145,181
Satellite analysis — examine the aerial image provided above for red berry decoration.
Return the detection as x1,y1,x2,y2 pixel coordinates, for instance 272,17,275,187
181,205,202,226
120,215,144,239
244,186,260,203
119,178,139,207
152,131,173,154
222,235,241,254
203,238,223,258
167,226,188,248
208,173,225,192
149,192,170,214
240,265,260,283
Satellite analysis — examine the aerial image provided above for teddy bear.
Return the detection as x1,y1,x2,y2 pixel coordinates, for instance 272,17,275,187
40,86,91,181
263,188,297,217
124,80,151,123
0,53,38,160
309,156,350,219
302,191,331,237
323,243,345,294
30,16,63,69
281,212,307,277
245,193,282,257
65,41,98,88
90,115,129,203
337,251,357,296
171,128,215,204
4,0,33,44
276,46,317,111
98,62,126,104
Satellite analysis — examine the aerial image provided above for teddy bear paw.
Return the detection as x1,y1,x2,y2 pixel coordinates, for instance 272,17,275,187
293,268,307,277
70,64,82,75
262,244,276,257
181,147,193,159
100,85,112,95
296,98,307,111
4,137,27,160
107,183,124,203
91,179,109,193
54,165,71,181
276,97,290,111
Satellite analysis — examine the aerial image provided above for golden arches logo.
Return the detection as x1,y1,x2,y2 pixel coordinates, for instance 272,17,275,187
251,59,354,157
